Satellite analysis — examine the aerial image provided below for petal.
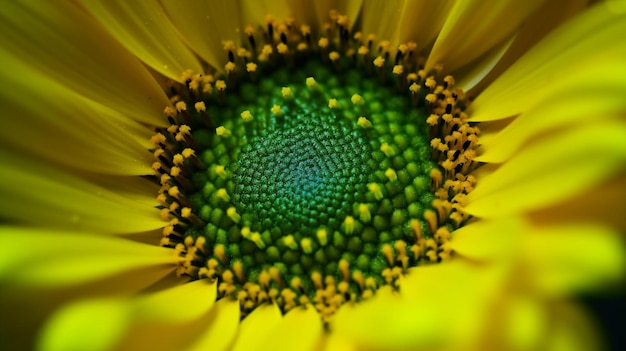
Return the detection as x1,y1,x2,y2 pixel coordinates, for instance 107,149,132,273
394,0,453,48
0,1,170,126
502,296,548,350
231,303,283,351
465,123,626,218
362,0,452,51
161,0,242,73
0,51,155,175
186,299,240,351
454,35,515,91
476,59,626,163
445,217,526,262
469,1,626,122
0,227,177,287
0,151,163,234
469,0,589,94
334,261,504,350
544,301,602,351
425,0,543,73
78,0,205,82
263,305,323,351
529,174,626,232
519,224,625,296
37,280,217,351
37,299,132,351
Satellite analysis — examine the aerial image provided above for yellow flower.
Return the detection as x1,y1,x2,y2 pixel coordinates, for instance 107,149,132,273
1,1,625,351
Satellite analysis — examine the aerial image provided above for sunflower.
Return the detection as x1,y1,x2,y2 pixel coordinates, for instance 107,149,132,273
1,1,625,350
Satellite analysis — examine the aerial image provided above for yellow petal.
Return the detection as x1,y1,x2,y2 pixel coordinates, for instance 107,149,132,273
37,299,132,351
186,298,240,351
520,224,625,296
454,35,515,91
240,0,314,30
360,0,405,47
469,0,589,94
465,123,626,217
503,296,547,351
393,0,453,49
335,261,504,350
161,0,242,73
425,0,543,73
529,174,626,232
0,151,163,234
470,1,626,121
264,305,323,351
315,0,362,30
445,217,526,262
0,227,177,287
544,301,602,351
38,280,217,351
0,52,155,175
0,1,170,126
231,303,282,351
476,59,626,163
78,0,204,82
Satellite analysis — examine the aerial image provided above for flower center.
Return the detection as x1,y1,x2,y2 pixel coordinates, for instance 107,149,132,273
152,13,479,322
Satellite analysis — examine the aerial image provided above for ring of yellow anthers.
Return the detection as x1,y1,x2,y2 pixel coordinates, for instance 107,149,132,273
150,12,479,322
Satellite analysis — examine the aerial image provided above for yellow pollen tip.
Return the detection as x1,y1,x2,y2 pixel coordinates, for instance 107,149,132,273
173,154,184,166
222,40,235,51
358,203,371,222
271,104,282,115
306,77,317,88
373,56,385,67
216,188,230,202
301,238,313,254
182,148,195,158
328,98,338,109
318,37,329,48
316,228,328,246
343,216,355,235
368,183,383,201
385,168,397,182
194,101,206,112
339,259,350,281
250,232,265,249
380,142,395,157
283,235,298,250
227,207,241,223
357,117,372,128
240,110,253,122
409,83,420,94
329,51,340,61
163,106,176,117
392,65,404,75
281,87,294,99
351,94,364,105
277,43,288,54
215,80,226,91
216,126,231,137
301,24,311,35
381,244,394,266
225,62,236,73
175,101,187,112
246,62,257,73
358,46,369,55
214,165,227,179
181,207,192,218
425,94,438,103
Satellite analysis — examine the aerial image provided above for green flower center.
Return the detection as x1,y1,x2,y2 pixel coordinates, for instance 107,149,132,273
153,15,478,321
